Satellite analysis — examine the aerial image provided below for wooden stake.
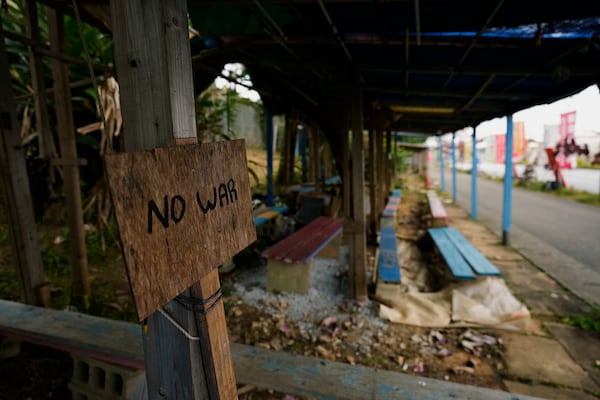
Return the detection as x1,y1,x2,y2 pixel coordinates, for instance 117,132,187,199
47,8,90,304
111,0,238,398
0,25,50,307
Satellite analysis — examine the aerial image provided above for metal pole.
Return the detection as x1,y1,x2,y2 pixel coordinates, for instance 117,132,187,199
471,126,478,219
452,132,457,203
502,115,514,245
439,135,445,192
266,108,275,206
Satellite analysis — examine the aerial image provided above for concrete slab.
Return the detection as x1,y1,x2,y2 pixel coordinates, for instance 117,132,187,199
503,380,598,400
477,244,524,262
546,323,600,388
501,332,597,390
495,261,594,317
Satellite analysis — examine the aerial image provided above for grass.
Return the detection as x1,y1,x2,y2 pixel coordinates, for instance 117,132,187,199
516,180,600,207
462,168,600,208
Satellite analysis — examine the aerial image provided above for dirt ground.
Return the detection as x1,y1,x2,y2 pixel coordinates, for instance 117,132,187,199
0,171,511,399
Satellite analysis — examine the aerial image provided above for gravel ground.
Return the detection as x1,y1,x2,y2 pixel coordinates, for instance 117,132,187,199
230,246,388,340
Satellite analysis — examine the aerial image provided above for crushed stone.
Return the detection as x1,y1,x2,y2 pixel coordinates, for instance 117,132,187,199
230,246,388,339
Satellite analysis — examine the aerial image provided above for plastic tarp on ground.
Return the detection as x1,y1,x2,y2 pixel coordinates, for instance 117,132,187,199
377,277,531,331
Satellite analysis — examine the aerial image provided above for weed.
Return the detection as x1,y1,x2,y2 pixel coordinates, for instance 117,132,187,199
562,311,600,332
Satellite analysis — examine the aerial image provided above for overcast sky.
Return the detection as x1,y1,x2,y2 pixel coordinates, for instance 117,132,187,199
460,84,600,141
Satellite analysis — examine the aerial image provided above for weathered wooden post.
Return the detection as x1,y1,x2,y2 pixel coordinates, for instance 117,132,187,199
47,7,90,306
349,69,367,300
108,1,255,398
368,108,376,241
0,24,50,308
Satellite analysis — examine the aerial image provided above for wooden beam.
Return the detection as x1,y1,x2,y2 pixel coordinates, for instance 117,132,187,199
0,25,50,308
110,0,237,398
47,7,90,305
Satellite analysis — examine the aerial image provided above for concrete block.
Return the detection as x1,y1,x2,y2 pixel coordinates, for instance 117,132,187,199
70,354,144,400
267,259,312,294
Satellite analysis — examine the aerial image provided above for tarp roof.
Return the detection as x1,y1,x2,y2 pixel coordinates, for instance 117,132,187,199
46,0,600,135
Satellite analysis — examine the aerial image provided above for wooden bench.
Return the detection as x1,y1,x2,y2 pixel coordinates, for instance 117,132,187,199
254,205,289,241
426,190,448,227
429,227,501,280
0,299,539,400
377,226,401,283
377,189,403,283
262,216,343,293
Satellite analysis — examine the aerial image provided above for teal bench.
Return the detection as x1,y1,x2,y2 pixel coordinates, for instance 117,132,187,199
428,227,501,279
377,226,401,282
377,189,403,283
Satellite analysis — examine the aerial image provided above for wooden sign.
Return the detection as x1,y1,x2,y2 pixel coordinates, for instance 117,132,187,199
105,140,256,320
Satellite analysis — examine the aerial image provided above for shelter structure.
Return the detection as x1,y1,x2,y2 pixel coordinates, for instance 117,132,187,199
2,1,600,398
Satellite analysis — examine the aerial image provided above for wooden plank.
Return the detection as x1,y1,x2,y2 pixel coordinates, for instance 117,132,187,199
0,25,50,307
48,7,90,304
0,300,544,400
444,227,501,275
105,140,255,320
233,342,544,400
428,228,476,280
0,299,144,369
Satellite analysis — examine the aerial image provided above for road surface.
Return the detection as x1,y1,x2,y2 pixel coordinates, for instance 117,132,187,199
429,166,600,306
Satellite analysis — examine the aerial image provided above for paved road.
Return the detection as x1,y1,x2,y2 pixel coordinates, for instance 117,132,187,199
429,167,600,306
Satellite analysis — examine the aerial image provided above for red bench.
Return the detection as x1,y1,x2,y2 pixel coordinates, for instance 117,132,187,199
426,190,448,227
262,216,343,293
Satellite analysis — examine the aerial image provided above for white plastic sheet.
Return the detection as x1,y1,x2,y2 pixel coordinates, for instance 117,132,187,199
378,277,530,331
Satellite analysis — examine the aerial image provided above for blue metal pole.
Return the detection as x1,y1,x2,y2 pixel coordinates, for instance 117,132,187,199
471,126,478,219
451,132,457,203
439,136,445,192
266,108,275,207
502,115,514,245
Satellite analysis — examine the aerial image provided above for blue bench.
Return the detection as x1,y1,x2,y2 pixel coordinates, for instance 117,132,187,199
377,226,401,283
377,189,403,283
253,205,289,227
428,227,501,279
